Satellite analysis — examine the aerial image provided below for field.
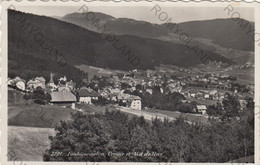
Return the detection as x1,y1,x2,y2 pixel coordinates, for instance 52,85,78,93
8,103,76,128
76,64,128,79
8,89,78,161
76,103,108,113
8,126,55,161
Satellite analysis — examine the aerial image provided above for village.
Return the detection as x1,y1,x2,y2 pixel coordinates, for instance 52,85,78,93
7,66,254,117
5,4,256,163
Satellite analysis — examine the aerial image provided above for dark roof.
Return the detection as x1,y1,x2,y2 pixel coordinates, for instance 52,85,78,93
79,88,99,97
50,91,77,102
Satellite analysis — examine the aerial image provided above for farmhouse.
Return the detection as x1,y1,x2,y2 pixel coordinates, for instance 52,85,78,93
78,87,99,104
196,105,207,115
50,91,77,109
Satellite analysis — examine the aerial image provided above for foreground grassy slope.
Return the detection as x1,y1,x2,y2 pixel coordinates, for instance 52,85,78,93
8,126,55,161
8,103,76,128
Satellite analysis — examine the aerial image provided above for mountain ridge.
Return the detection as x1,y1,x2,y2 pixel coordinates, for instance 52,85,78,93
62,12,254,51
8,10,232,80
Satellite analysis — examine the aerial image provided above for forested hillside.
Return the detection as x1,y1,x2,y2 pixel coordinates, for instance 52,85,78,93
8,9,231,81
63,12,254,51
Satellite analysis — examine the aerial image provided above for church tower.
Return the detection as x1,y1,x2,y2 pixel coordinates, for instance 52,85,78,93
50,73,54,84
49,73,56,90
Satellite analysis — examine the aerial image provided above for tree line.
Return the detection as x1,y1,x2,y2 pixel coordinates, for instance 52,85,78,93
43,98,254,162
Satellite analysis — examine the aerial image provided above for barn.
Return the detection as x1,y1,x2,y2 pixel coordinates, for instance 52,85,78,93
50,91,77,109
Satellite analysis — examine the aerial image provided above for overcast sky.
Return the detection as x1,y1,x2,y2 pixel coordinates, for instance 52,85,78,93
16,5,254,24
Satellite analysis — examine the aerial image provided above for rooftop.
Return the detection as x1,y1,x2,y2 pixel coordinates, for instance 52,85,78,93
50,91,77,102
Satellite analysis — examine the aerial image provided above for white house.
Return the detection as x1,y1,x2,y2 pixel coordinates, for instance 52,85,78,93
128,95,142,110
78,87,99,104
190,93,196,98
160,87,164,94
16,80,26,91
204,94,210,99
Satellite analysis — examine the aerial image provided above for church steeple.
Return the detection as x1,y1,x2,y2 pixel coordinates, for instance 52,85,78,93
50,73,54,84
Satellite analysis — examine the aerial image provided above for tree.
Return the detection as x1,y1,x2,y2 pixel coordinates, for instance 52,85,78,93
33,87,48,104
44,112,110,161
25,87,52,105
43,109,254,162
222,93,240,120
136,84,142,91
59,80,66,85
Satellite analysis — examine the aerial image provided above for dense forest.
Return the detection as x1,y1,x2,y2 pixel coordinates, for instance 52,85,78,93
8,51,88,83
8,9,232,76
43,97,254,162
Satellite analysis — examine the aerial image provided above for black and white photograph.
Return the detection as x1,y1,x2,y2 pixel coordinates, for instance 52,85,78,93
1,1,260,164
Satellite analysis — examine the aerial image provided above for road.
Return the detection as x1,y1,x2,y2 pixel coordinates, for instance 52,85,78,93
114,106,193,124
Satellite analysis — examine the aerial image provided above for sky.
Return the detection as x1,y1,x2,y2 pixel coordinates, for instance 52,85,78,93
16,5,254,24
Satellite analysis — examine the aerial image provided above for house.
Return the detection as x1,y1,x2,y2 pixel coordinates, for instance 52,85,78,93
58,76,67,83
34,77,46,89
128,95,142,110
204,94,210,99
10,77,26,91
110,94,117,102
58,86,71,92
132,69,138,73
16,80,26,91
160,87,164,93
78,87,99,104
50,91,77,109
117,93,131,103
27,77,46,91
7,78,14,86
210,90,218,95
190,93,196,98
12,77,26,91
196,105,207,115
146,88,153,95
66,80,76,91
111,88,121,94
100,91,109,99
